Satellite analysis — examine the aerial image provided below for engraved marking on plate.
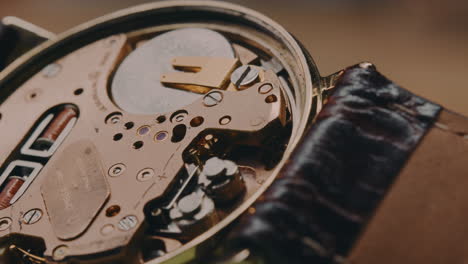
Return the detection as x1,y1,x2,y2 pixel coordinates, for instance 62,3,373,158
41,140,110,240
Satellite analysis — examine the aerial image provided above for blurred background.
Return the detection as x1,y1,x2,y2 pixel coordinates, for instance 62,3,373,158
1,0,467,114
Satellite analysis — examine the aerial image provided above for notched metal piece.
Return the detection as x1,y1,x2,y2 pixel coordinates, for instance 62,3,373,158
320,70,344,101
161,56,240,94
40,140,110,241
232,44,259,65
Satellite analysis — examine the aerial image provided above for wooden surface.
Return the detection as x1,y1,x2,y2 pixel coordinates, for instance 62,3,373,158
1,0,467,114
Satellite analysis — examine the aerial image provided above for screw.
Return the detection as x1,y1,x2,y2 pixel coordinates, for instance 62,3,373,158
203,91,223,107
0,217,12,231
53,245,69,261
230,65,259,88
42,63,62,78
118,215,138,231
22,209,43,225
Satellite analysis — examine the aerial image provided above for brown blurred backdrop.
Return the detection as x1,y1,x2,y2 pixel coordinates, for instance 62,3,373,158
1,0,467,114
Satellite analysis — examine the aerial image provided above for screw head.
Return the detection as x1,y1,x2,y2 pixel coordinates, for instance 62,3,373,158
22,209,43,225
203,91,223,107
231,65,259,88
118,215,138,231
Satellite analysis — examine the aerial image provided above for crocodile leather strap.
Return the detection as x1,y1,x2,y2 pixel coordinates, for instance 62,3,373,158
228,63,448,263
349,109,468,264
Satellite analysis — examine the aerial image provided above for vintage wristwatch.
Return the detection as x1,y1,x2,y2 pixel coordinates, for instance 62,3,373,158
0,2,467,264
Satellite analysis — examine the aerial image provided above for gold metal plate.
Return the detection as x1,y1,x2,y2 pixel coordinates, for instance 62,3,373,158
161,56,240,93
40,140,110,240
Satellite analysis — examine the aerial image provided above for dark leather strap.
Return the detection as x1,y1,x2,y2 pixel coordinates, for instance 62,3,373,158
0,22,20,70
228,63,441,264
0,20,48,71
349,110,468,264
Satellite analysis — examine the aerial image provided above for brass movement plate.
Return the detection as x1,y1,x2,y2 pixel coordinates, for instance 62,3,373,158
0,1,319,263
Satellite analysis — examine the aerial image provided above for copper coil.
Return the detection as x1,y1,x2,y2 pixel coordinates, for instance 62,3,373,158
0,177,25,210
35,105,78,150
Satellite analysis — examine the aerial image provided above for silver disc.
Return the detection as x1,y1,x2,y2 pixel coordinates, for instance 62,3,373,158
111,28,235,115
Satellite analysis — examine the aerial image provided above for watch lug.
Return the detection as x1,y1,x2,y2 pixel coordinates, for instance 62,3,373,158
1,17,55,71
320,70,344,101
3,16,55,40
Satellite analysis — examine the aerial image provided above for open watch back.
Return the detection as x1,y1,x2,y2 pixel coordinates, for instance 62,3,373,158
0,1,322,263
